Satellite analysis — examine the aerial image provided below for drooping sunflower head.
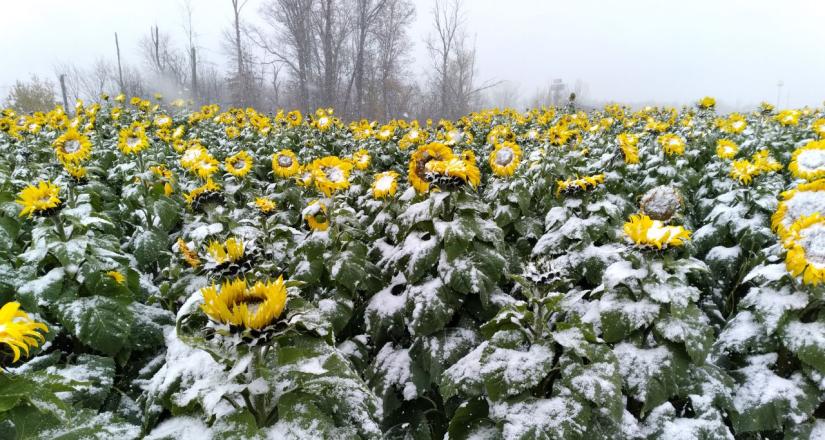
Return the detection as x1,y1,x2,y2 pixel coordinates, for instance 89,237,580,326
408,142,455,193
16,181,61,218
64,162,88,181
272,149,300,178
52,128,92,164
183,178,222,206
639,185,683,221
0,301,48,363
206,237,245,266
784,214,825,285
351,149,371,170
790,140,825,181
657,133,685,156
716,139,739,160
117,123,150,155
200,276,288,331
617,133,640,165
176,238,202,268
303,200,329,231
255,197,276,214
225,150,254,178
424,157,481,190
372,171,400,200
623,214,691,249
310,156,352,197
489,141,522,177
556,174,605,196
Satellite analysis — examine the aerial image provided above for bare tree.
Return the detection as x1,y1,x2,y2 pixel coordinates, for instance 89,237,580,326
347,0,388,115
140,25,188,93
426,0,463,119
372,0,415,119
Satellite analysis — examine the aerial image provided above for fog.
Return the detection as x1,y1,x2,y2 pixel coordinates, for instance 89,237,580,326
2,0,824,111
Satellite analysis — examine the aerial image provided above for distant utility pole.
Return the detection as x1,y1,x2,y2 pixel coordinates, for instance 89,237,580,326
190,47,198,104
115,32,125,95
59,74,70,115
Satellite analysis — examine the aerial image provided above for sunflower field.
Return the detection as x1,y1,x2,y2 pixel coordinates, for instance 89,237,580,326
2,95,825,439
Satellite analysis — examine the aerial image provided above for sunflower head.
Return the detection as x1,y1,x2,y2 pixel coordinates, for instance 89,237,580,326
489,141,522,177
730,159,758,185
424,157,481,190
303,200,329,231
207,237,245,266
0,302,48,363
272,150,301,178
372,171,399,199
200,276,288,331
16,181,61,218
309,156,352,197
623,214,691,249
790,140,825,181
53,128,92,164
106,270,126,285
184,179,222,207
409,142,455,193
784,214,825,285
225,150,254,178
657,133,685,156
716,139,739,160
639,186,683,221
698,96,716,109
556,174,605,196
117,124,149,155
351,149,371,170
177,238,202,268
255,197,276,214
617,133,640,164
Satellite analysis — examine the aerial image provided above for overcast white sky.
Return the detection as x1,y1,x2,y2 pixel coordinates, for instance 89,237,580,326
2,0,824,109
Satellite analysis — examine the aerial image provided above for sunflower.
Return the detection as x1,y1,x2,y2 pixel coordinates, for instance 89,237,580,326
351,149,371,170
16,181,61,218
623,214,691,249
812,119,825,138
225,150,254,178
272,149,300,178
255,197,276,214
462,149,476,163
64,163,88,181
409,142,455,193
225,125,240,139
489,141,522,177
424,157,481,189
310,156,353,196
789,140,825,181
295,167,314,187
207,237,245,265
783,214,825,285
556,174,605,196
200,277,288,330
775,109,801,126
184,179,222,205
176,238,202,268
375,125,396,142
729,159,759,185
106,270,126,285
117,124,149,155
372,171,400,199
398,128,425,150
52,128,92,163
0,302,48,363
181,146,220,180
698,96,716,109
154,114,173,128
716,139,739,160
287,110,303,126
772,180,825,242
657,133,685,156
303,200,329,231
617,133,640,164
640,186,683,221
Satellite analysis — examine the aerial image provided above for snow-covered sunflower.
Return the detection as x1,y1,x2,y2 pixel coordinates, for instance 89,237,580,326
408,142,455,193
623,214,691,249
176,238,202,268
225,125,240,139
272,149,300,178
375,125,396,142
255,197,276,214
16,180,61,218
775,109,801,126
225,150,253,178
424,158,481,189
489,141,522,177
310,156,353,196
556,174,605,196
0,302,48,363
617,133,640,164
183,179,222,205
729,159,759,185
303,200,329,231
812,118,825,138
698,96,716,109
287,110,303,126
117,124,149,155
639,185,683,221
716,139,739,160
153,114,173,128
200,277,288,330
64,163,88,181
657,133,685,156
372,171,399,199
789,140,825,181
351,149,371,170
295,167,314,187
52,128,92,163
783,214,825,285
398,128,425,150
206,237,245,265
180,146,220,180
772,180,825,242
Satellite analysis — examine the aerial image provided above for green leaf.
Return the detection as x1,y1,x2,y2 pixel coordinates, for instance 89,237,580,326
58,296,133,357
132,228,169,270
406,278,462,337
153,198,181,232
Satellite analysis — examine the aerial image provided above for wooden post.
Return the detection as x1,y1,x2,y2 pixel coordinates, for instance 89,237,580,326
59,74,70,116
115,32,125,95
